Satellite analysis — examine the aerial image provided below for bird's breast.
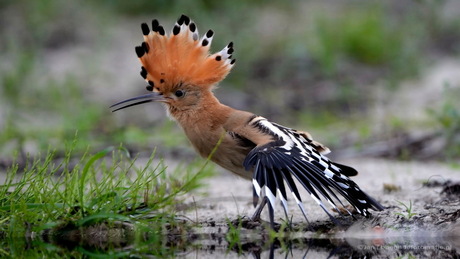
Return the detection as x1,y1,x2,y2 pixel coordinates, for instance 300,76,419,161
183,126,253,179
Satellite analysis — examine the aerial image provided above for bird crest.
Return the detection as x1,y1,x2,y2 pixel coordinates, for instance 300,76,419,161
135,14,236,94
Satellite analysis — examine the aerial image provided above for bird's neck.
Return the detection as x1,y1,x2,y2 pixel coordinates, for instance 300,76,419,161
169,92,232,131
169,92,234,157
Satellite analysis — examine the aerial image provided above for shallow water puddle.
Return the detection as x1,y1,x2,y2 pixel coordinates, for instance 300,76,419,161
3,221,458,258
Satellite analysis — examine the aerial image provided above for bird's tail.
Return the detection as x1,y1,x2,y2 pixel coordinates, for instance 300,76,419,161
135,15,235,93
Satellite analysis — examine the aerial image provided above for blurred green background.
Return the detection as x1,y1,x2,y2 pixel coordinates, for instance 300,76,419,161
1,0,460,166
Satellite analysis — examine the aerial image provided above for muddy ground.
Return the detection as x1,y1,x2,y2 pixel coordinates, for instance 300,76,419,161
48,155,456,258
168,158,459,258
42,157,460,258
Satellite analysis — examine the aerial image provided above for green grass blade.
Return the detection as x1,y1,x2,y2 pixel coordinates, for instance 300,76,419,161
79,146,116,216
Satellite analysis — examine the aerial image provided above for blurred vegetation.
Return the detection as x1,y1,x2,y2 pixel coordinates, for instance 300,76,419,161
1,0,460,162
309,6,420,77
428,84,460,159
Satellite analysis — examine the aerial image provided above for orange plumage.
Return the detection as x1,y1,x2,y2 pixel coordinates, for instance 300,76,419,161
136,15,235,94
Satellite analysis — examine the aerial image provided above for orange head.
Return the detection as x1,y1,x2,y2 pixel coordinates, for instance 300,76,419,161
111,14,235,114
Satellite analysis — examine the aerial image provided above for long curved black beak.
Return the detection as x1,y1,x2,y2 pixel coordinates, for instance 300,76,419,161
110,93,166,112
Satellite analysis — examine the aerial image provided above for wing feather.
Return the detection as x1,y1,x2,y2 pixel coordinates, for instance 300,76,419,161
242,117,384,225
280,168,309,221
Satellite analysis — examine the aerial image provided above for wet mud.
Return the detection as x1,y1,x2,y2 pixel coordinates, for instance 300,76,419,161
35,158,460,258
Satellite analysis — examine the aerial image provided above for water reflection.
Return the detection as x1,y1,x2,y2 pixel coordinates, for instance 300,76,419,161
2,234,458,258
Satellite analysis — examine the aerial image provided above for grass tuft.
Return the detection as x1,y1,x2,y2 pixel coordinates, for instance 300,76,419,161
0,138,214,240
395,200,417,220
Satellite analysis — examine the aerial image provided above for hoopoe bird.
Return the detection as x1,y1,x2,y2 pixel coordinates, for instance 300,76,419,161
111,15,384,227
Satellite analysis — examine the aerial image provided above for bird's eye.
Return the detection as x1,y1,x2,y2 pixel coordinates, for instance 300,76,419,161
175,90,185,97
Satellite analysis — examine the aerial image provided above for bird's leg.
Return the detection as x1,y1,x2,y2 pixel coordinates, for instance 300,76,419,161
251,196,268,222
253,187,259,208
251,196,276,229
267,201,275,229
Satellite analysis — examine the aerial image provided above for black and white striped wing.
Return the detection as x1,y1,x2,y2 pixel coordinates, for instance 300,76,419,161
243,118,384,223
